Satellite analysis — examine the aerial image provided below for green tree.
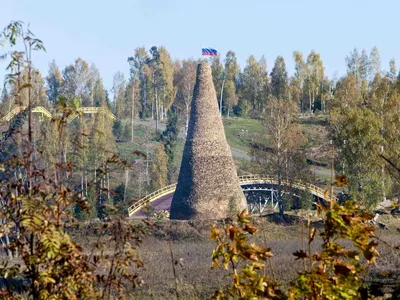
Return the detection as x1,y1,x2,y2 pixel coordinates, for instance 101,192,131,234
144,46,176,131
112,71,127,119
174,58,197,135
159,109,179,182
46,59,63,104
238,55,269,115
128,46,150,118
89,64,107,107
61,58,92,105
293,51,307,112
251,98,302,215
126,74,140,142
270,56,288,100
112,119,124,141
39,119,59,183
150,143,168,191
158,46,176,119
330,74,389,207
222,51,240,117
210,55,224,113
305,50,324,114
91,100,116,202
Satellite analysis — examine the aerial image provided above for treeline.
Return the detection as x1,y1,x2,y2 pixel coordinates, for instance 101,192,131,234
2,39,400,211
1,45,397,125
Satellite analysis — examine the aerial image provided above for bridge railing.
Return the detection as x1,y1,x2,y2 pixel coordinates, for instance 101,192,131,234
127,183,177,216
66,107,117,123
239,175,333,201
32,106,52,118
2,106,26,122
127,174,334,217
2,106,116,124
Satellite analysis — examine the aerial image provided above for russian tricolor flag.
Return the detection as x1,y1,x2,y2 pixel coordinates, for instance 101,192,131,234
202,47,218,56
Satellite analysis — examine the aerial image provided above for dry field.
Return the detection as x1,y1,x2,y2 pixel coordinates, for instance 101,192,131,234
2,213,399,299
98,214,399,299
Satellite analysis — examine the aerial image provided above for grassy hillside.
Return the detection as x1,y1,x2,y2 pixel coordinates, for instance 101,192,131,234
114,116,333,194
223,118,266,153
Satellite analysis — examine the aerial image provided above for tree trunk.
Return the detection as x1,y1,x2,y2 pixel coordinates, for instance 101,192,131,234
131,84,135,143
54,166,57,185
28,60,33,194
81,173,84,197
124,168,129,203
94,156,97,184
146,149,149,185
155,88,159,132
107,173,110,200
219,78,226,116
85,173,88,196
277,150,283,216
185,102,189,137
312,89,315,115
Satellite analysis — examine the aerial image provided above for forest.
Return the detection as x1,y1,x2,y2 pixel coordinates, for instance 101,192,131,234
0,20,400,299
2,34,400,214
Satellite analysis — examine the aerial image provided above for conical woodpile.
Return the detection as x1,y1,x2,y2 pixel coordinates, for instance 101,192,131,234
170,62,247,220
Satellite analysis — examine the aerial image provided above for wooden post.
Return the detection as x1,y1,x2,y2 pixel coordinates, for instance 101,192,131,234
330,140,334,207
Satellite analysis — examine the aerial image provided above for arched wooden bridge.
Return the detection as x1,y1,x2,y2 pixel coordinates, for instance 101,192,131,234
1,106,116,123
128,174,334,217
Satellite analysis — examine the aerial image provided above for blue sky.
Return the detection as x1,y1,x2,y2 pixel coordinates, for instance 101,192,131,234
1,0,400,91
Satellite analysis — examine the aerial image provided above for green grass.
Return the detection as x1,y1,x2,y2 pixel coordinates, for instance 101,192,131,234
116,125,158,161
222,117,330,165
223,118,265,152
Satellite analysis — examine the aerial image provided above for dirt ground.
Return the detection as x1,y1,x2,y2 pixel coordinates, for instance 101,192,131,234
118,214,400,299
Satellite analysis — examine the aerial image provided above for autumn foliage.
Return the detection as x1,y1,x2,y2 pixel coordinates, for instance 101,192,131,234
210,202,380,299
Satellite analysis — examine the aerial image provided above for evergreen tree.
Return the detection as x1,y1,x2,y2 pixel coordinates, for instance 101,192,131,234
150,143,168,191
90,64,107,107
159,109,179,163
112,119,124,141
128,46,150,117
270,56,288,100
39,119,59,183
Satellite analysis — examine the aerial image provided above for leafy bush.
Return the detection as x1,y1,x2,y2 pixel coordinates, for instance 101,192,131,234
210,202,380,299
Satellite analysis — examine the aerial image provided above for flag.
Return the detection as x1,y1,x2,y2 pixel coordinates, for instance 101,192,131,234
202,47,218,56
